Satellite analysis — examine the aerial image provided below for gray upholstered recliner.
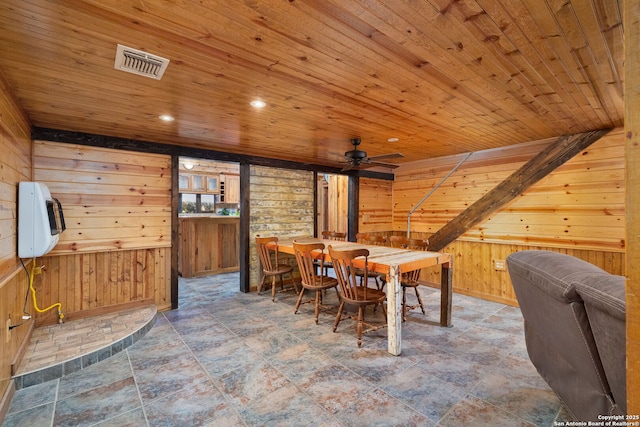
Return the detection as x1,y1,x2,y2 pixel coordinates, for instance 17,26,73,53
506,250,626,421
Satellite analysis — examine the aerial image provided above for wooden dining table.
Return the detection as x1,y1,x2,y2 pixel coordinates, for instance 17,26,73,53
272,237,453,356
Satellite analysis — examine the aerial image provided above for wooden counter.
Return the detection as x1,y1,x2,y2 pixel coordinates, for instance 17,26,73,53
178,216,240,277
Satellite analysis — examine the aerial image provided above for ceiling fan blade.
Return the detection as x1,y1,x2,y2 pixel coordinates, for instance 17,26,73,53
367,152,404,161
341,163,354,172
368,160,400,169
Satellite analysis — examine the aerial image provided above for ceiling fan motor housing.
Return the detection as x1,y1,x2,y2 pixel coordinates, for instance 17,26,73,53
346,149,367,161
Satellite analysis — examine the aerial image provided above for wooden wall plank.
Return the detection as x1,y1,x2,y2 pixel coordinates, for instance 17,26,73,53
406,237,625,306
427,130,611,252
249,166,314,287
0,69,31,414
33,140,172,254
359,177,393,233
31,248,171,324
326,174,349,234
624,0,639,414
394,129,625,251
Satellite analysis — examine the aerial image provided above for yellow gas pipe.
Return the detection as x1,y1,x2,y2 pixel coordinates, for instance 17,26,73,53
30,262,64,323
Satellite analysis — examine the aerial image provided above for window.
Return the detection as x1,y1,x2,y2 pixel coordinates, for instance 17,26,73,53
179,193,215,213
201,194,215,212
180,193,197,213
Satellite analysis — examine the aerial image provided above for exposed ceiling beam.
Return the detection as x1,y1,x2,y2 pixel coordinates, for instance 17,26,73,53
427,128,613,252
31,127,394,180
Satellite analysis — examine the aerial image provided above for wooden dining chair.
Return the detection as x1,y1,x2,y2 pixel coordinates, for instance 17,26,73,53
355,232,388,290
255,236,298,301
321,230,346,241
293,241,339,324
328,245,387,347
389,235,429,321
319,231,346,274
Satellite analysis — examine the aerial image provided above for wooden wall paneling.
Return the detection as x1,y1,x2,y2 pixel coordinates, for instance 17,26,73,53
249,166,314,288
133,250,141,301
326,174,349,234
55,255,66,315
124,251,133,305
178,217,240,277
427,130,611,252
0,269,33,419
108,251,118,309
145,249,154,305
26,140,172,324
0,73,30,277
414,239,625,307
625,0,639,413
33,248,171,325
393,128,626,306
0,69,32,418
316,174,326,234
221,222,240,269
155,247,170,309
394,129,625,251
98,252,109,312
358,177,393,233
33,140,172,254
83,254,93,309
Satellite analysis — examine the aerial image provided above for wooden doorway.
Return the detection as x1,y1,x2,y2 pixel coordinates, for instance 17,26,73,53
317,173,349,237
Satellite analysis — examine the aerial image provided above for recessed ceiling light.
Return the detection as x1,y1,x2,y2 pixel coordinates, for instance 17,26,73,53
387,137,399,142
159,114,175,122
183,163,194,170
250,100,266,108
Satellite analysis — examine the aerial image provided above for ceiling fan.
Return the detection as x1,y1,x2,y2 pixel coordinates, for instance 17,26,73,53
341,138,403,171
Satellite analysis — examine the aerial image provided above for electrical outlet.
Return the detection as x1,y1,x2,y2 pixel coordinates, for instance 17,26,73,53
494,259,506,271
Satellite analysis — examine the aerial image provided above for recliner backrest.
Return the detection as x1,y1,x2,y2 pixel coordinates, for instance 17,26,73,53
506,250,617,421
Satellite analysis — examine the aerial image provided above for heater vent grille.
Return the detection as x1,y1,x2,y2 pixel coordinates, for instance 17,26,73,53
114,44,169,80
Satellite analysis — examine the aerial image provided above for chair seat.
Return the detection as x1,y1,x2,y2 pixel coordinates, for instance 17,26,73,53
304,275,338,291
401,278,419,288
265,264,294,276
342,286,386,305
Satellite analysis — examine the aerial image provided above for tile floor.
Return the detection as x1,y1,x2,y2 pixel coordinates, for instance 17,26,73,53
3,273,570,426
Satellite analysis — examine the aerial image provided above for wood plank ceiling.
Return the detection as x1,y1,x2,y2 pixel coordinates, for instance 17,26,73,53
0,0,624,169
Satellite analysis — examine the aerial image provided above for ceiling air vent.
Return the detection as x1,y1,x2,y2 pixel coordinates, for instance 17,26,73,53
114,44,170,80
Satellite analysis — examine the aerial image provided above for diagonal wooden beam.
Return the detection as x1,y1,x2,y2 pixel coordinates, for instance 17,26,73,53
427,129,612,252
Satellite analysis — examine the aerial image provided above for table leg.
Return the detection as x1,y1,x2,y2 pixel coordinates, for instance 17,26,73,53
440,261,453,327
386,265,402,355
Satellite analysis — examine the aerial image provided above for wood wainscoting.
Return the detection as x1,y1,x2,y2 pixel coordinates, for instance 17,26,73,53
33,248,171,325
406,235,625,307
0,265,33,418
